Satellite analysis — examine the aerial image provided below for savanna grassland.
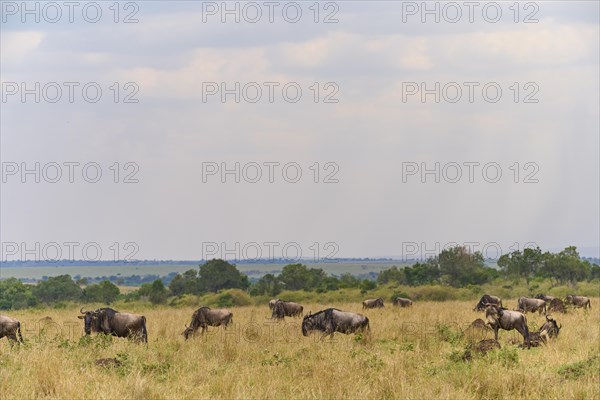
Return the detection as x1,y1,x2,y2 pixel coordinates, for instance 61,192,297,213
1,299,599,400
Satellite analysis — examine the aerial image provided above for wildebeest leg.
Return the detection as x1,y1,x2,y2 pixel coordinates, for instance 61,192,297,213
16,322,24,344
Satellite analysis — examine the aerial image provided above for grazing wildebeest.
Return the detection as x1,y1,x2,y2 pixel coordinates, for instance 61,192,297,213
392,297,413,307
78,307,148,343
268,299,281,310
362,298,384,309
0,315,24,344
182,307,233,339
535,294,556,302
517,297,547,314
271,300,303,320
565,295,591,309
539,315,561,341
474,294,502,311
485,304,529,348
547,298,567,313
302,308,369,338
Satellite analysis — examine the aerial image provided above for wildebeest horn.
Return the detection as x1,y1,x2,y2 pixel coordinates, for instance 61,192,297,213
80,307,86,314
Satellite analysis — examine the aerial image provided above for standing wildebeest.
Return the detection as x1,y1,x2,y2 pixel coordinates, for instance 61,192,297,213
302,308,369,338
565,295,591,309
268,299,281,310
547,298,567,313
474,294,502,311
362,298,384,309
485,304,530,348
271,300,303,320
0,315,24,344
78,307,148,343
182,307,233,339
535,294,556,302
392,297,413,307
517,297,547,314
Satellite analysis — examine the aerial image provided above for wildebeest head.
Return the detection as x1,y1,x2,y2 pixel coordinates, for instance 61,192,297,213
78,308,100,335
182,325,194,340
540,315,561,339
301,312,312,336
484,304,503,322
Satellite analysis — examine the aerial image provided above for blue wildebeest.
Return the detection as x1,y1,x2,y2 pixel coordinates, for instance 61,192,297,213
474,294,502,311
302,308,370,338
485,304,530,348
565,295,591,309
271,300,303,320
517,297,547,314
0,315,24,344
362,298,384,309
535,294,556,302
268,299,280,310
392,297,413,307
182,307,233,339
78,307,148,343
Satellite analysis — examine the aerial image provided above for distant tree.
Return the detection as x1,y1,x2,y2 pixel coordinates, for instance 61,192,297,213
169,269,202,296
0,278,37,309
83,280,120,304
404,261,441,286
437,246,495,287
250,274,282,296
198,259,249,293
139,279,168,304
360,279,377,294
540,246,591,285
278,264,326,291
498,247,543,284
377,266,406,285
32,275,82,304
338,273,361,288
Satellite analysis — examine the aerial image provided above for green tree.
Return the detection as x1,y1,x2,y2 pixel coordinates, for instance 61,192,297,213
139,279,168,304
377,266,406,285
278,264,326,291
540,246,590,285
32,275,82,304
498,247,543,284
198,259,249,293
169,269,202,296
250,273,282,296
0,278,37,309
437,246,495,287
83,280,120,304
338,273,361,288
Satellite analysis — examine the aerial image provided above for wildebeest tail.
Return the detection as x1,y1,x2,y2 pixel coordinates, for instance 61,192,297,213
141,316,148,343
17,321,24,343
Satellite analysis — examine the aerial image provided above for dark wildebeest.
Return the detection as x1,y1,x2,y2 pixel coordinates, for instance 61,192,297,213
268,299,281,310
517,297,547,314
392,297,413,307
565,295,591,309
362,298,384,309
78,307,148,343
0,315,24,344
539,315,561,341
547,298,567,313
182,307,233,339
302,308,369,338
474,294,502,311
271,300,303,320
485,304,529,348
535,294,556,302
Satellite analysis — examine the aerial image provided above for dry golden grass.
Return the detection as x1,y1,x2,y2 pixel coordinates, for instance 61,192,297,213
1,299,599,399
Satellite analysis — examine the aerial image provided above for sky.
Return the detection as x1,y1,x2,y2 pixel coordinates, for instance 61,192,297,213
1,1,599,263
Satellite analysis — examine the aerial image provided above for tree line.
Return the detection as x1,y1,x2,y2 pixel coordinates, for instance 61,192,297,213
1,246,598,310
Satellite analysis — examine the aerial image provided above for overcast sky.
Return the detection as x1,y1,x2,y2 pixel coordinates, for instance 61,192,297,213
1,1,598,262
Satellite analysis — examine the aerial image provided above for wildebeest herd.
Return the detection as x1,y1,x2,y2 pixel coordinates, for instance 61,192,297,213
0,294,591,346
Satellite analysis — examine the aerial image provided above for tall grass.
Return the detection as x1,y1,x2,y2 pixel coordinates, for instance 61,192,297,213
1,298,598,399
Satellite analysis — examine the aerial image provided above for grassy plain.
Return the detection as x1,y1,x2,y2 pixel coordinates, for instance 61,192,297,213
1,299,599,399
